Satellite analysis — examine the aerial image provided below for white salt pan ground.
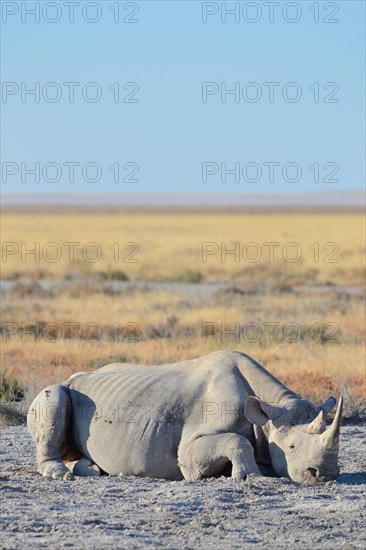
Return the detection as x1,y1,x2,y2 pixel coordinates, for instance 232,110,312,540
1,426,365,549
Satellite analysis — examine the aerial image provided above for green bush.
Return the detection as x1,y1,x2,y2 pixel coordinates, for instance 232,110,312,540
0,370,24,402
173,271,203,283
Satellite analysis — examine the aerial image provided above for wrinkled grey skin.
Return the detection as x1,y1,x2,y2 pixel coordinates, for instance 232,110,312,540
27,350,342,484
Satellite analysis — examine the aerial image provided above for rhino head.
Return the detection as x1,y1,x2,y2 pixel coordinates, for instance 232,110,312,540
245,395,343,484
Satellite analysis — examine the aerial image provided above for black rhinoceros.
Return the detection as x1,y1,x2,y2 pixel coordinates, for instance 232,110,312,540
27,350,343,484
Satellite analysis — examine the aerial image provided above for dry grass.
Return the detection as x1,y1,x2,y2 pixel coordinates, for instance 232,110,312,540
1,213,365,284
1,212,365,417
1,281,365,416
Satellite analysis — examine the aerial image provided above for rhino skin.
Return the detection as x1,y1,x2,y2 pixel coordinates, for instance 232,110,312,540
27,350,343,484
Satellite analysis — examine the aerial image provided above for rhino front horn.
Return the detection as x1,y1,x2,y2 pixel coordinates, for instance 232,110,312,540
318,396,343,452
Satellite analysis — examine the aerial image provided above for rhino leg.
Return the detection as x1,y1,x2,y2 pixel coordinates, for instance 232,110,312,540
178,433,261,481
27,384,74,481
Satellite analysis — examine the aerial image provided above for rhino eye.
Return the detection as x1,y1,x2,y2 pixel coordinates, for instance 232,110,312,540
289,443,295,450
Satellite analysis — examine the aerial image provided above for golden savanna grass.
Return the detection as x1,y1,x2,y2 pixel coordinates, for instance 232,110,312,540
1,213,365,284
1,212,365,415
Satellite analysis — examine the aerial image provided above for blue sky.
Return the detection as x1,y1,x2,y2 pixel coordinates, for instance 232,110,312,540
1,0,365,194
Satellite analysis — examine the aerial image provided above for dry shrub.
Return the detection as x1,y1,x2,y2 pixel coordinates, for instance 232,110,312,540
9,282,48,299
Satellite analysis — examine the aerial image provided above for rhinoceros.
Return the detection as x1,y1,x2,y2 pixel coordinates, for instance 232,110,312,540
27,350,343,484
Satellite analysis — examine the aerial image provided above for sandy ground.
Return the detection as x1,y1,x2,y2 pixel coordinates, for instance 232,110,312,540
1,426,365,549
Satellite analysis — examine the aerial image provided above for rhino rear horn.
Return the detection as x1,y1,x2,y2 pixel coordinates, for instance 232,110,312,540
318,396,343,452
307,410,326,434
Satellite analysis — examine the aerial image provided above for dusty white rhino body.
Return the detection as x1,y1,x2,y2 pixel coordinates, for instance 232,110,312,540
27,351,342,484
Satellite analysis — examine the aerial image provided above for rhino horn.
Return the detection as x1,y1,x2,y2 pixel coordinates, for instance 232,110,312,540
307,410,326,434
318,396,343,452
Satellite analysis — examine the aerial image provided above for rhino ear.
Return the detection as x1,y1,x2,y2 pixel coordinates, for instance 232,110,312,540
245,396,285,426
245,396,268,426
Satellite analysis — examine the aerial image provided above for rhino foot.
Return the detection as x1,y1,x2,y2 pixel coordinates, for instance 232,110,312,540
69,457,101,477
41,461,74,481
